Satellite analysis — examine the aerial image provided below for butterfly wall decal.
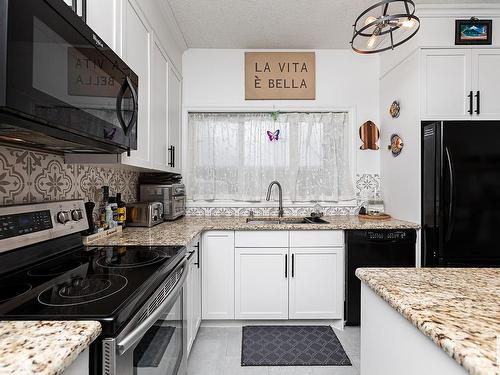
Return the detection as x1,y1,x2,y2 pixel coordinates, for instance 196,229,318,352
267,129,280,141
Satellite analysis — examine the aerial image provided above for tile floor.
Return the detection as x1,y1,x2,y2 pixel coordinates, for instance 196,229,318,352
187,326,360,375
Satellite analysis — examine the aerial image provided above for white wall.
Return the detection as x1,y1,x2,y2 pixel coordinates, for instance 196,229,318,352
182,49,381,177
379,51,421,223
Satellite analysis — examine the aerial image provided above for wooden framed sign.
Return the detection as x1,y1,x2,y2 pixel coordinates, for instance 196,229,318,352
245,52,315,100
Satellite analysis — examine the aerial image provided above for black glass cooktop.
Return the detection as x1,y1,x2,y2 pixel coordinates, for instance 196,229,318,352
0,245,185,335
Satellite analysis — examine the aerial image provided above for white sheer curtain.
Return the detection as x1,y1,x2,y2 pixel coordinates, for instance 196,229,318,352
187,112,354,202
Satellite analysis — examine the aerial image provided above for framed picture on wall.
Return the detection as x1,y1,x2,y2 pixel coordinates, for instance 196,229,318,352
455,19,492,45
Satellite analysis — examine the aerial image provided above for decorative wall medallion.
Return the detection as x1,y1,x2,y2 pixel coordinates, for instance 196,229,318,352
389,100,400,118
359,121,380,150
388,134,404,157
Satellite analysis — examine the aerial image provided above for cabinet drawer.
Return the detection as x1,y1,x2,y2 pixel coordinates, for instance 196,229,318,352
289,231,344,247
235,231,288,248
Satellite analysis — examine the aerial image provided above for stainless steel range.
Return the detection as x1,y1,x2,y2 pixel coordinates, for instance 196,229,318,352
0,200,188,375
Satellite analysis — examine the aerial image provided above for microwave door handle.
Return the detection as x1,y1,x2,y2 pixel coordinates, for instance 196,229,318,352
116,260,188,355
128,77,138,135
116,77,138,135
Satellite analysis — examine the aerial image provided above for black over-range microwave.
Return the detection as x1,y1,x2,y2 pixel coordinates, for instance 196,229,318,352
0,0,138,154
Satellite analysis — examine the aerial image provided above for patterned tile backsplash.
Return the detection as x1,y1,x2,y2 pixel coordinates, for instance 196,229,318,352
0,144,380,217
186,173,381,217
0,146,139,205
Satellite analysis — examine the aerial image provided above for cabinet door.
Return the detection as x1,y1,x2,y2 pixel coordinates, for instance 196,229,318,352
186,238,201,356
185,253,194,355
167,67,182,172
421,49,472,120
192,239,201,342
150,40,169,171
121,0,151,168
235,247,288,320
86,0,118,52
471,49,500,119
202,231,235,320
289,247,343,319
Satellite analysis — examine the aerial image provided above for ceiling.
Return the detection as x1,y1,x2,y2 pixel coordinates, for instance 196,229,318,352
166,0,497,49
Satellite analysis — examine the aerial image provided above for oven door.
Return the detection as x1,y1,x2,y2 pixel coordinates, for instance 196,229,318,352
102,259,188,375
2,0,138,151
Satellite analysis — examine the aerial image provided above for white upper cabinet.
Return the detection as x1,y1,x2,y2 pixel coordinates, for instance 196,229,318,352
421,48,500,120
86,0,118,52
121,0,151,168
68,0,183,172
421,49,471,120
150,40,169,171
471,50,500,119
168,67,182,173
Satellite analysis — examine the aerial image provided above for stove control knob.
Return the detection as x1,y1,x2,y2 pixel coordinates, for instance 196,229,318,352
57,211,70,224
71,209,83,221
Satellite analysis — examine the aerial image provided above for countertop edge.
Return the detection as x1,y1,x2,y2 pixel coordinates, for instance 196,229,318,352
87,216,420,248
355,269,495,375
0,320,102,375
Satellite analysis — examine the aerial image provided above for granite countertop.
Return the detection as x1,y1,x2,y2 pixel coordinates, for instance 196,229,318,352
0,321,101,375
88,215,420,247
356,268,500,375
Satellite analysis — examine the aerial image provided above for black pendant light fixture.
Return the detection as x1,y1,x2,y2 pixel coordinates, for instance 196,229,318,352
351,0,420,54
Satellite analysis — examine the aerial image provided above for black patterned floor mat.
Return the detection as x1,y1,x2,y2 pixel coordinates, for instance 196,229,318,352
241,325,351,366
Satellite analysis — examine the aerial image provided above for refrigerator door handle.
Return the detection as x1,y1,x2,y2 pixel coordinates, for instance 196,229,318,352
444,147,454,241
475,91,480,115
468,91,473,115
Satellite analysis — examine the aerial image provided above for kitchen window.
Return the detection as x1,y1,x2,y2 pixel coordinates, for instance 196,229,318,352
186,112,354,202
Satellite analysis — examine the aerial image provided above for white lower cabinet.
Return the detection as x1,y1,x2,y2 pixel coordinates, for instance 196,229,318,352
201,231,235,320
201,230,344,321
62,348,89,374
186,237,201,356
289,247,343,319
235,247,289,319
226,230,345,320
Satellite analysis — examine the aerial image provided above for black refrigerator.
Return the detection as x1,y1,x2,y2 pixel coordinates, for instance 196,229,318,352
422,121,500,267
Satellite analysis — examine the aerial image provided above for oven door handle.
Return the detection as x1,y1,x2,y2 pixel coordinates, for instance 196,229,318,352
116,259,188,355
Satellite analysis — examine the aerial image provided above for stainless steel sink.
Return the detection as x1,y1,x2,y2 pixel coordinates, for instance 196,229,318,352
246,219,280,225
245,217,328,225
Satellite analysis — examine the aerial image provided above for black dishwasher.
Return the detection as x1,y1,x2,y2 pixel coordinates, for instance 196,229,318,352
345,229,416,326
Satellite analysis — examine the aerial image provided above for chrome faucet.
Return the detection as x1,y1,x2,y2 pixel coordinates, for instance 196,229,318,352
266,181,284,218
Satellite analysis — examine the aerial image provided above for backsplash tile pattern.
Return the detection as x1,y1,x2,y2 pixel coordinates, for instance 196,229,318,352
0,146,139,205
186,173,381,217
355,173,381,199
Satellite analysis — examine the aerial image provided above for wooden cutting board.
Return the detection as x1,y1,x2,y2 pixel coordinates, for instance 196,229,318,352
358,213,392,221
